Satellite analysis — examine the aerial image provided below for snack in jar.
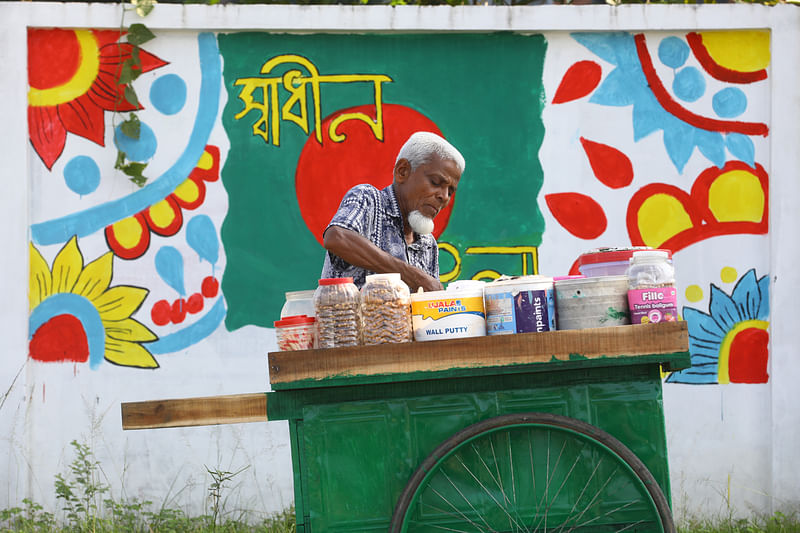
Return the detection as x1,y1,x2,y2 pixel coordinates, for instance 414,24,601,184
314,277,361,348
274,315,316,351
360,273,412,345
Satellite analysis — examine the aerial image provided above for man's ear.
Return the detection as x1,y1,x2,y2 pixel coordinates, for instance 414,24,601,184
394,158,411,184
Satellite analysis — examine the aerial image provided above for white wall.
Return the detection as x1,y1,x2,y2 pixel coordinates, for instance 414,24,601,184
2,1,799,523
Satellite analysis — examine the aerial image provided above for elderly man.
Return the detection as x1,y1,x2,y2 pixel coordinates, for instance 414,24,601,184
320,131,465,292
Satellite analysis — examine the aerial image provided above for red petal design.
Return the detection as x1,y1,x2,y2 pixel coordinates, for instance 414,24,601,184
99,42,168,75
143,195,184,237
58,94,106,146
173,176,207,210
136,47,169,73
580,137,634,189
190,145,221,182
105,213,151,260
91,29,125,49
28,105,66,170
545,192,607,239
552,61,602,104
91,62,138,112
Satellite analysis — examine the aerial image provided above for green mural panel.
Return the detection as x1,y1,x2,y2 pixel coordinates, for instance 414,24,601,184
219,32,546,330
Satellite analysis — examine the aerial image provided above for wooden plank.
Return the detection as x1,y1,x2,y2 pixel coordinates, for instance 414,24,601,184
121,393,267,430
268,322,688,386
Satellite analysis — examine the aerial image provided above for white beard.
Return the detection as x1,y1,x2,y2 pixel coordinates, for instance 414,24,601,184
408,210,435,236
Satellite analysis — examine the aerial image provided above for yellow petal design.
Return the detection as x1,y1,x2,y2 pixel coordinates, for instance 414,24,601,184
29,243,52,310
636,194,694,248
51,236,83,294
105,338,159,368
73,252,113,301
93,286,149,321
104,318,158,343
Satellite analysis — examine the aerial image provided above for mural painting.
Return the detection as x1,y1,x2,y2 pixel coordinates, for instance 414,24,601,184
27,28,770,386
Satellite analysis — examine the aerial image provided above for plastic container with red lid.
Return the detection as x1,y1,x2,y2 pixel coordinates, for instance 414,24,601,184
274,315,316,351
318,277,354,286
578,247,671,277
314,277,360,348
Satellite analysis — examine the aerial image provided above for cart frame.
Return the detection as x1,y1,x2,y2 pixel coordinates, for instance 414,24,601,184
266,322,689,532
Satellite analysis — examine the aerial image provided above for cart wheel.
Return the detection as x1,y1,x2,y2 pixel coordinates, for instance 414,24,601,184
390,412,675,533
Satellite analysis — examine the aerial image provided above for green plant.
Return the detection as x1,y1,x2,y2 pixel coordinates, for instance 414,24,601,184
0,498,56,531
53,440,109,528
205,465,250,529
114,0,157,187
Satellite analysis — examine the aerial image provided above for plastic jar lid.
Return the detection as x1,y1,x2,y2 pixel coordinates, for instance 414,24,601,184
285,289,316,300
630,250,671,262
365,273,402,283
274,315,316,328
318,277,354,286
578,247,670,265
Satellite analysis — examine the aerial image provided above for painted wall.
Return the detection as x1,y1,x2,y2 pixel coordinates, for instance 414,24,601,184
1,2,799,522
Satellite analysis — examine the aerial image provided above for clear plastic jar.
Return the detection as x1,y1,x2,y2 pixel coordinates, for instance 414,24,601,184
280,289,316,319
314,277,361,348
274,315,316,351
626,250,678,324
360,273,412,345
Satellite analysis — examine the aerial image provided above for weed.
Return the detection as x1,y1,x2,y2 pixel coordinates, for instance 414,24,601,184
205,465,249,529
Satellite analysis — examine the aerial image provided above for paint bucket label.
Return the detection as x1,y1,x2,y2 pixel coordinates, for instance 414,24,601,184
484,277,556,335
410,290,486,341
627,287,678,324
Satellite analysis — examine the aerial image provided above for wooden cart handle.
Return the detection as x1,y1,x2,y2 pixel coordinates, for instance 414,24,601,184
121,393,267,430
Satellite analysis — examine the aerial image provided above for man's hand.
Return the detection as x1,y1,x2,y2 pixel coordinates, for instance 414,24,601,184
402,265,443,293
323,226,443,292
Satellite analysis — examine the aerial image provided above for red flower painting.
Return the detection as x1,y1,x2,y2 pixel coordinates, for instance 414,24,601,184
27,28,167,170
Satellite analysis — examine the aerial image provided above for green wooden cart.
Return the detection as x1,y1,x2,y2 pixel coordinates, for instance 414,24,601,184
123,322,690,533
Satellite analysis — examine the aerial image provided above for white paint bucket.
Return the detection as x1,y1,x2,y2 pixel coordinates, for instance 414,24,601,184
410,284,486,342
555,275,630,330
483,276,556,335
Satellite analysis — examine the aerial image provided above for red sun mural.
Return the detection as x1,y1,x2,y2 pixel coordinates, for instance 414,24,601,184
295,104,455,245
27,28,167,170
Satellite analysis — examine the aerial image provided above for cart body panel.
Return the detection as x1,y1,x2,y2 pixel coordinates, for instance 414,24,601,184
274,365,680,531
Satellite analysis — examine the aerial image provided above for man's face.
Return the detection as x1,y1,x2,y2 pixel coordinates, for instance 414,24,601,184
394,155,462,221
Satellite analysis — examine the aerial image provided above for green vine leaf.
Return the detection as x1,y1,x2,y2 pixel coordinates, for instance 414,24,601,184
120,113,141,139
127,22,156,45
123,85,140,108
114,150,148,187
118,59,141,85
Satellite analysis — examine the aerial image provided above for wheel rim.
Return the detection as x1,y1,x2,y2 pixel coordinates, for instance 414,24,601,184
394,415,671,533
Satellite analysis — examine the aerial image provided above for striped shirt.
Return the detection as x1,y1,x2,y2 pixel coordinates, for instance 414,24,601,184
320,184,439,288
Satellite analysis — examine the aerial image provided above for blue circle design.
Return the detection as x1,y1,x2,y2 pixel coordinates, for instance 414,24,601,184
658,37,690,69
150,74,187,116
114,121,157,162
673,67,706,103
63,156,101,196
713,87,748,118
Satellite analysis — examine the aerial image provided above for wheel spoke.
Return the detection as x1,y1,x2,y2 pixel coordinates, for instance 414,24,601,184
392,414,673,533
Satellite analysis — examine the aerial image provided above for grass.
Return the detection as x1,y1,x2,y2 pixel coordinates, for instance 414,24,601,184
2,441,798,532
0,441,295,532
678,511,800,533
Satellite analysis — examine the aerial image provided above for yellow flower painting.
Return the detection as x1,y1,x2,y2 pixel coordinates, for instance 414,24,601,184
29,237,159,369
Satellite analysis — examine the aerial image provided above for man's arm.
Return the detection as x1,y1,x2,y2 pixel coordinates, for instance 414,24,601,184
323,226,443,292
